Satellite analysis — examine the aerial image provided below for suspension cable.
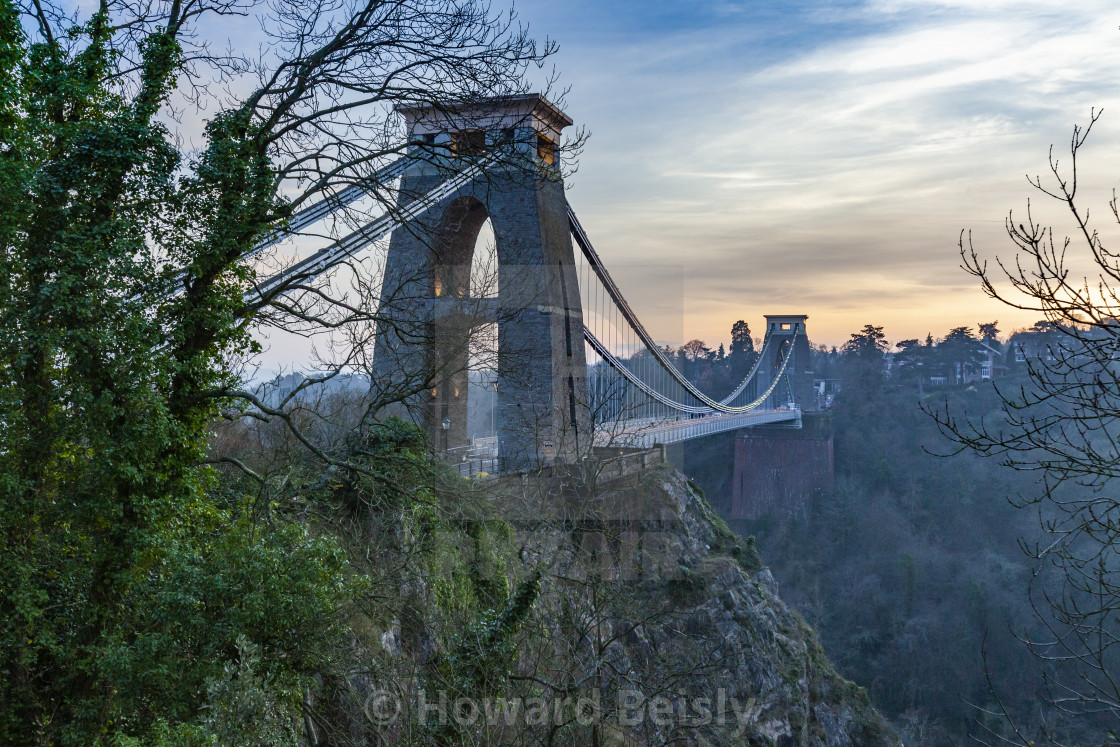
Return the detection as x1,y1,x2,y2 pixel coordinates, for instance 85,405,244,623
249,155,498,301
584,325,799,414
571,205,787,412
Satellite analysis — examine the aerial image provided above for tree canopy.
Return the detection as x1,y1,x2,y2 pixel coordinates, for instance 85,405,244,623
0,0,554,742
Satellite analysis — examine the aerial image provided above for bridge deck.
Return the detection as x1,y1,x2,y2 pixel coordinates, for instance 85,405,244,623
593,408,801,449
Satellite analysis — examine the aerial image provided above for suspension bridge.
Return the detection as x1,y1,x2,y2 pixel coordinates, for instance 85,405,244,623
248,95,814,471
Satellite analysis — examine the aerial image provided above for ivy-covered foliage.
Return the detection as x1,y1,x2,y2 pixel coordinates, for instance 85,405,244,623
0,4,355,743
288,415,542,743
437,568,541,694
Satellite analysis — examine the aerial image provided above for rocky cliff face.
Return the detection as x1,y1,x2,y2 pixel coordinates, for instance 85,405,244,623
585,467,898,746
515,468,900,747
345,463,898,746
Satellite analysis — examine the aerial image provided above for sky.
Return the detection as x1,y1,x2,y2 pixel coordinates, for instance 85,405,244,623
57,0,1120,362
509,0,1120,349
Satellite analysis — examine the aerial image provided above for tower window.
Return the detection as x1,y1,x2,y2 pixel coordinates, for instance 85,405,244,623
537,133,556,165
412,132,438,150
450,130,486,156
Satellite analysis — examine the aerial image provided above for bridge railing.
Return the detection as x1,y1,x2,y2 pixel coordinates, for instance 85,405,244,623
594,407,802,449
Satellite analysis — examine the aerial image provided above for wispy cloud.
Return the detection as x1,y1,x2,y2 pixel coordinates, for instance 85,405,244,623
537,0,1120,344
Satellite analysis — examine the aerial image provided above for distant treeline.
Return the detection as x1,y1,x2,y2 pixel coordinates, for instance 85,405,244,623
686,320,1114,745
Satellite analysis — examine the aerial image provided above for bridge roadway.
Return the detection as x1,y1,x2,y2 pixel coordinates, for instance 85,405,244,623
593,406,802,449
447,408,803,476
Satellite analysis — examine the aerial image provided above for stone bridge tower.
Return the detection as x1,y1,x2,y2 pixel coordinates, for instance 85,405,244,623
372,95,590,469
761,314,815,411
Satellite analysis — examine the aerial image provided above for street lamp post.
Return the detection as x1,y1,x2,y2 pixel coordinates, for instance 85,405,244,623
441,416,450,454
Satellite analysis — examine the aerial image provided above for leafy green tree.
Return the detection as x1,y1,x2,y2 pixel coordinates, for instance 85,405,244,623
728,319,758,381
842,324,888,360
894,338,923,372
0,0,552,742
0,4,348,741
730,319,754,357
935,326,982,384
839,324,888,389
978,320,1000,345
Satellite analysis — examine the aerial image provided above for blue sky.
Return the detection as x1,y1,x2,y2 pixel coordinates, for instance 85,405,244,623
514,0,1120,347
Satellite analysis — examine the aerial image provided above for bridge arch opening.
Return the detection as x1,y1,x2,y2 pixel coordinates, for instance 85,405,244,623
431,196,488,299
470,218,498,299
775,338,791,370
427,196,501,458
468,218,499,447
